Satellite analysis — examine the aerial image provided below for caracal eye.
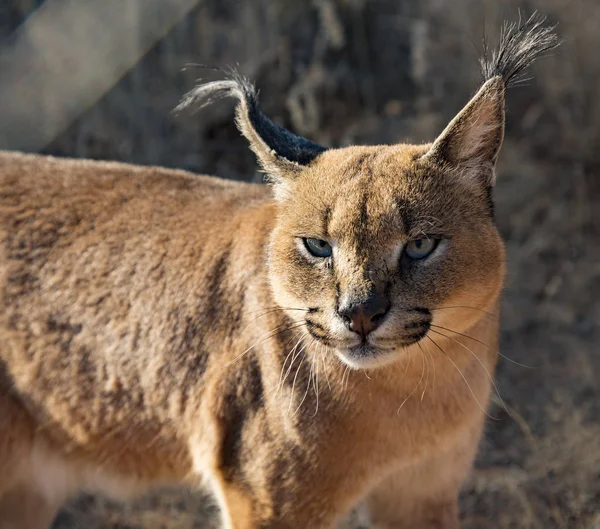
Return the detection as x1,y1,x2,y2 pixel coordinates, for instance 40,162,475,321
405,237,438,260
303,238,332,258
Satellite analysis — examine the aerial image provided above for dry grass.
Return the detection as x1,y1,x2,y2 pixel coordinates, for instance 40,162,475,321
1,0,598,527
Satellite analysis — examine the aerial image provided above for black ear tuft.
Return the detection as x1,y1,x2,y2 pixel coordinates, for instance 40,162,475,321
424,12,559,188
175,67,327,177
480,12,560,88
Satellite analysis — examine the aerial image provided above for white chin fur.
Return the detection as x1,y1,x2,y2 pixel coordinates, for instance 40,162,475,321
335,346,404,370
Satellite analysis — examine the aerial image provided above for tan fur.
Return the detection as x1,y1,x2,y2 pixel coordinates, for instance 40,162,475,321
0,15,558,526
0,137,503,527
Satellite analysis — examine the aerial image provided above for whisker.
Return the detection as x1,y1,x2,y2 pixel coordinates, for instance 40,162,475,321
239,307,310,333
244,306,310,315
402,350,412,379
342,365,351,392
278,338,302,390
497,353,534,369
423,340,437,391
397,346,426,414
429,328,511,417
289,346,311,417
418,341,435,400
321,345,332,391
432,305,498,318
426,335,497,421
292,355,314,417
259,333,309,411
271,333,307,400
311,349,320,418
420,341,429,401
280,336,311,392
227,321,306,367
430,323,535,369
265,337,307,413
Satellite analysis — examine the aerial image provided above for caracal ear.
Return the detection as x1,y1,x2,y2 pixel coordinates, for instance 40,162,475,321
423,12,559,187
424,77,505,184
176,68,327,200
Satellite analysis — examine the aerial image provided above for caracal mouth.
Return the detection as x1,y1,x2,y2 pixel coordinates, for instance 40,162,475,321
306,322,426,370
334,341,407,369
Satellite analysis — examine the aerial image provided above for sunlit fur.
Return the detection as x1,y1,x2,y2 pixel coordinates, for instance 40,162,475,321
0,14,557,529
268,143,505,369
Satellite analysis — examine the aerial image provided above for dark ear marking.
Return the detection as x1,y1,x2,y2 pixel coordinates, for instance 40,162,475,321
480,12,560,87
175,67,327,183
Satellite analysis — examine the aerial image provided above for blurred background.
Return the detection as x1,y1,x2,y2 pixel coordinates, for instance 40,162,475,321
1,0,598,527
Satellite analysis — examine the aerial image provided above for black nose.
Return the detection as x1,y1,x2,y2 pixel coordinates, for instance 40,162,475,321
338,295,389,337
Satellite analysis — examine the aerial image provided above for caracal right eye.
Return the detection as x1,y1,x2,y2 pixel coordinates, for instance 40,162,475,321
404,237,439,260
303,238,332,258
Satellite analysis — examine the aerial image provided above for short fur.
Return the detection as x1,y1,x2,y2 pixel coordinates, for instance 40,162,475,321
0,15,557,529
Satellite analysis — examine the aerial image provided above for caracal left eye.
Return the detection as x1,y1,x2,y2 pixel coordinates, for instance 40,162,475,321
405,237,438,260
303,238,332,258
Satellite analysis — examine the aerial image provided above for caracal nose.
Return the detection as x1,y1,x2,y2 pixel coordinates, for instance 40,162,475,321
338,295,389,337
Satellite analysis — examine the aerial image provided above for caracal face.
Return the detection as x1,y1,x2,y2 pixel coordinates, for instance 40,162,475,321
268,143,505,369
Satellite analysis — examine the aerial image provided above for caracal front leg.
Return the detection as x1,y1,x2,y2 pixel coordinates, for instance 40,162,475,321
366,472,459,529
365,433,481,529
214,475,346,529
